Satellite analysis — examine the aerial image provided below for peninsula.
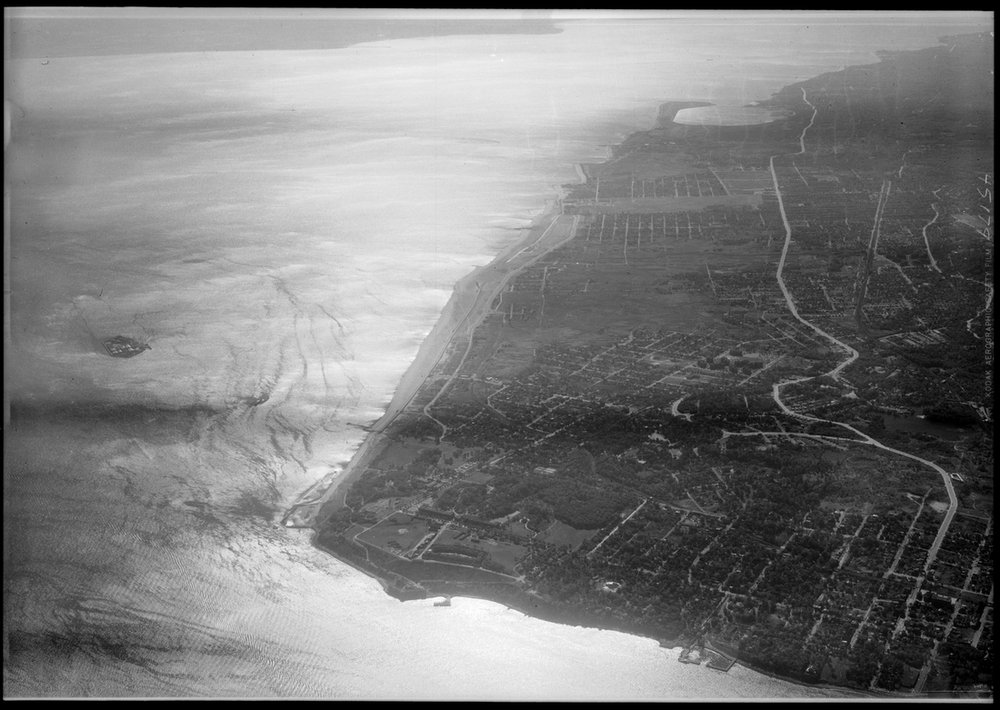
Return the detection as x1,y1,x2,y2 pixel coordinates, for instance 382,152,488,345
299,34,993,696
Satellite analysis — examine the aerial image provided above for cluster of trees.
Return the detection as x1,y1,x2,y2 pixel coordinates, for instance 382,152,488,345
693,390,754,416
407,448,441,475
591,451,661,492
319,507,354,535
342,447,446,509
758,554,832,609
344,472,391,508
844,636,884,687
468,473,547,521
941,642,994,690
393,416,444,441
434,482,488,513
735,620,814,680
696,356,757,375
537,479,636,529
874,656,907,690
457,468,636,531
922,402,981,427
345,465,418,507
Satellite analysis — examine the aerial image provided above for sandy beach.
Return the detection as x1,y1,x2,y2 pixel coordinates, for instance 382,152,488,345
286,202,580,527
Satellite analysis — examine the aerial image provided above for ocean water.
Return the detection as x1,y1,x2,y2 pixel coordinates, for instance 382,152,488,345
5,15,990,698
673,105,792,126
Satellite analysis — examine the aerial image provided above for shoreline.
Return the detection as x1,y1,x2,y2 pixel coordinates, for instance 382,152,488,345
283,104,658,527
319,528,881,699
283,197,577,529
313,532,695,654
286,82,980,696
288,105,877,697
289,114,865,693
701,638,873,699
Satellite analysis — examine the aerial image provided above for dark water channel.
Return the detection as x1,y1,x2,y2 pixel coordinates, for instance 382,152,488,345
881,414,969,441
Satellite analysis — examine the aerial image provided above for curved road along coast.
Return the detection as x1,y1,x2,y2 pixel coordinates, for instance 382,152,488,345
767,88,959,605
284,208,580,527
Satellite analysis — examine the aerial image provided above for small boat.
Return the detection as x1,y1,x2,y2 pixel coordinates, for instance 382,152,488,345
433,597,452,607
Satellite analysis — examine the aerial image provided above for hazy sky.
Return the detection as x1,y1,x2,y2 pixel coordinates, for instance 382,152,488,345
5,9,990,59
4,7,558,58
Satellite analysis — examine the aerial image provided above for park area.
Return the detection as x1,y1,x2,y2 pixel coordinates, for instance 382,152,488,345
539,520,600,551
429,526,529,574
356,514,432,556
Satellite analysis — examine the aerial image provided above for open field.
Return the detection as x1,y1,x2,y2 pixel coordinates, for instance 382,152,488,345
357,514,432,555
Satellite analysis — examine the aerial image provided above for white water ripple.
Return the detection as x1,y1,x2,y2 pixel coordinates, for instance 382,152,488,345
6,15,988,699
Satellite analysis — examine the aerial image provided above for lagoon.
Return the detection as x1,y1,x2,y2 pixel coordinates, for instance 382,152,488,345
673,105,793,126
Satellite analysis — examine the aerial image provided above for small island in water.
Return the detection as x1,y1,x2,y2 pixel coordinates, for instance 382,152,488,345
299,32,993,697
103,335,151,358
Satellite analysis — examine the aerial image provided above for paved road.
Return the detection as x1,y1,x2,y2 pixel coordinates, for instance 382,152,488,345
766,88,958,576
921,189,943,273
422,214,581,439
769,89,860,384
